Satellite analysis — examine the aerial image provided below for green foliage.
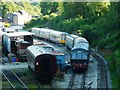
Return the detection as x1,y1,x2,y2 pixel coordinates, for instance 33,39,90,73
23,15,49,30
6,2,18,12
106,50,120,88
80,24,99,45
57,2,64,15
62,2,88,19
0,2,9,18
16,1,40,15
3,22,11,27
0,0,40,18
98,32,120,50
115,49,120,66
40,2,58,15
49,13,57,18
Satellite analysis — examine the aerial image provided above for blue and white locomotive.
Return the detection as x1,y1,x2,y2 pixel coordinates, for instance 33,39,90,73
66,34,90,70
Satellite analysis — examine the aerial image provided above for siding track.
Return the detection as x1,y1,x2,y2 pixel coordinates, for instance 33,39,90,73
2,69,29,90
91,51,108,89
68,70,86,90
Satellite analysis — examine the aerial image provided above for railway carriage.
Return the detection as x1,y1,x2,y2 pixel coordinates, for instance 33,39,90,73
31,28,40,37
32,28,51,40
39,28,50,40
66,34,79,49
49,30,68,44
26,44,57,82
52,52,65,71
31,27,68,44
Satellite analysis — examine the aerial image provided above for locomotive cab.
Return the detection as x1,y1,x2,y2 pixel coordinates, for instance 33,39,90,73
71,48,90,71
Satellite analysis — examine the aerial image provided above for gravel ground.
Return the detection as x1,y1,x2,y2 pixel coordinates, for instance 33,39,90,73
85,57,98,88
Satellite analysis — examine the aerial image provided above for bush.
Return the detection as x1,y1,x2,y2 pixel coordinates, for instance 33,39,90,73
115,49,120,75
49,13,57,18
3,22,10,27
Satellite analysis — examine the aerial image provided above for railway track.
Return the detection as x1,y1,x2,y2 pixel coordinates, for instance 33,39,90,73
37,82,54,90
2,69,29,90
91,51,108,89
68,70,86,90
81,73,86,89
35,76,54,90
68,72,75,90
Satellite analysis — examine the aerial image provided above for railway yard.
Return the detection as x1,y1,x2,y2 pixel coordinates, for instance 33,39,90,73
1,26,112,90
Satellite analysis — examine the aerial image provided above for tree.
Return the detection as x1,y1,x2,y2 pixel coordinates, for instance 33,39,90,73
62,2,88,19
40,2,58,15
85,2,110,23
6,2,18,12
0,2,9,18
57,2,64,15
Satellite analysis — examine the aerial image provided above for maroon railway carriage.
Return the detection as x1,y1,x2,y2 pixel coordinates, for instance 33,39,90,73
26,45,57,82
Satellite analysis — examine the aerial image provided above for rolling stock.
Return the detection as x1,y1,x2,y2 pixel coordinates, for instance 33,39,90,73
32,28,68,44
66,34,79,49
66,34,90,70
26,44,65,82
31,28,90,71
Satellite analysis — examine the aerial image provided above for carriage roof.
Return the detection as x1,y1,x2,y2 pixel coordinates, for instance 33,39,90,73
32,27,68,35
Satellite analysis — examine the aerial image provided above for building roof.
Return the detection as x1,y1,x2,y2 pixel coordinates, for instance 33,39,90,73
4,32,34,37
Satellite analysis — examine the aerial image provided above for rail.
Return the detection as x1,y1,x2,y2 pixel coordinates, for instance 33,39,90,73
91,50,108,89
68,70,86,90
68,73,75,90
81,73,86,90
2,69,29,90
36,77,54,90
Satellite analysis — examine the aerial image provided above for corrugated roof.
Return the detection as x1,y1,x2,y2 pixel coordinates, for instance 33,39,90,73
4,32,34,37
